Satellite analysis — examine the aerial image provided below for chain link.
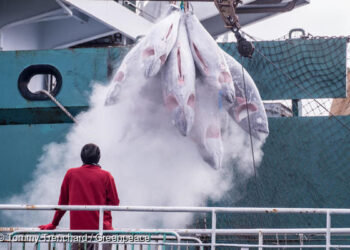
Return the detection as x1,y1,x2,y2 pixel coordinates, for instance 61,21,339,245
301,35,350,42
214,0,242,31
275,33,350,42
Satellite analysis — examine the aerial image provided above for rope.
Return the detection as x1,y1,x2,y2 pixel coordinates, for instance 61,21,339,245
239,55,265,227
38,90,78,124
239,55,260,199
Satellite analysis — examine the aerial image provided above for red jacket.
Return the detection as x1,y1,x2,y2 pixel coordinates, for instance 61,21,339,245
51,164,120,230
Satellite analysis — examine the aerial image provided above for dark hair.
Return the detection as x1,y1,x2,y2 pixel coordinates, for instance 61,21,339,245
81,143,101,164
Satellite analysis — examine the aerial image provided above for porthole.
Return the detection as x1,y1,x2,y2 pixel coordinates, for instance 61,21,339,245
18,65,62,101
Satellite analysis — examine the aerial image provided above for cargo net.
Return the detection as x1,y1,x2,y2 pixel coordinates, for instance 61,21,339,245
220,33,350,117
193,33,350,248
275,33,350,118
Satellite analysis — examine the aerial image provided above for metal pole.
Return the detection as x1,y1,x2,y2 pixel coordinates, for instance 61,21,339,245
299,233,303,250
0,32,3,51
211,210,216,250
258,231,263,250
99,208,104,250
292,99,302,116
326,210,331,250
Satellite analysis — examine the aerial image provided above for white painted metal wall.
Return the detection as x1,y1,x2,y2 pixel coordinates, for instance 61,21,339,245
0,0,310,51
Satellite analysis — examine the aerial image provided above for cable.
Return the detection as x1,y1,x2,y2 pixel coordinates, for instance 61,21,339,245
239,55,261,201
239,55,269,228
38,90,78,124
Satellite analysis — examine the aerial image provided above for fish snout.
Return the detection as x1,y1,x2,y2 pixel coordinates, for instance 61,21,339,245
221,84,235,103
249,115,269,140
230,104,269,140
200,142,223,170
201,126,223,169
203,154,221,170
143,45,167,78
246,123,269,140
105,98,116,106
144,58,162,78
105,84,122,106
173,105,194,136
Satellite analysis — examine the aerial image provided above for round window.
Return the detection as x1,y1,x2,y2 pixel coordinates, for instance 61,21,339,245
18,65,62,101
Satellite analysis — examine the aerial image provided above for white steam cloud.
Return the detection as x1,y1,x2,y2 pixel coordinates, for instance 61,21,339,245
4,69,264,230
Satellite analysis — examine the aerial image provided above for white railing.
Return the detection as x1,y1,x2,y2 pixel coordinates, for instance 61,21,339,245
1,205,350,249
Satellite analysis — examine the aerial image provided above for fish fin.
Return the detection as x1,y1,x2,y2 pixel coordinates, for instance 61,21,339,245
187,94,195,108
113,71,125,83
142,47,155,59
165,95,179,111
218,71,232,84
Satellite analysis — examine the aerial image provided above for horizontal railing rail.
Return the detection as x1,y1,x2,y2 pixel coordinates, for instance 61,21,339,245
2,205,350,249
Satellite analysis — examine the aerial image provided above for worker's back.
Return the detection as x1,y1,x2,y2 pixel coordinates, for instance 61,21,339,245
68,165,113,206
39,143,120,231
65,164,119,229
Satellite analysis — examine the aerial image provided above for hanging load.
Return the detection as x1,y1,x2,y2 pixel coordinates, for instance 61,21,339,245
104,4,269,169
161,13,196,136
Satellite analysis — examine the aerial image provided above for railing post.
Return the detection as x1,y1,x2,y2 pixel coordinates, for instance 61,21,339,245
99,207,104,250
211,210,216,250
326,210,331,250
258,231,263,250
299,233,303,250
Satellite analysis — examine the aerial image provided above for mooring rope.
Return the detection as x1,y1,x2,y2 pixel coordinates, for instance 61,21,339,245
39,89,78,124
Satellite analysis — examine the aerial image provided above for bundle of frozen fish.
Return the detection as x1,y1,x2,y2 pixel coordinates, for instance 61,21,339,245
105,5,269,169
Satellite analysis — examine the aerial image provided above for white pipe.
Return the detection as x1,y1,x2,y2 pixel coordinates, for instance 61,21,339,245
98,207,103,250
211,211,216,250
180,236,203,245
6,227,350,248
258,231,263,250
55,0,73,17
326,210,331,250
3,240,350,249
9,227,350,235
3,205,350,215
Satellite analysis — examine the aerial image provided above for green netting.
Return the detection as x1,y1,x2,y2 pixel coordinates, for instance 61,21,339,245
220,38,347,100
197,36,350,247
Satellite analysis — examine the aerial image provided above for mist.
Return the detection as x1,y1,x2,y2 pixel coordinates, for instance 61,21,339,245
3,9,266,229
2,70,264,229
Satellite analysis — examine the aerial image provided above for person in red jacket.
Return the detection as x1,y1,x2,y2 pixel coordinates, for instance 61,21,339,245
39,143,120,248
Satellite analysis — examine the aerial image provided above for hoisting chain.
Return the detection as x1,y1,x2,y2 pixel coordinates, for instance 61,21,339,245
213,0,241,31
214,0,255,57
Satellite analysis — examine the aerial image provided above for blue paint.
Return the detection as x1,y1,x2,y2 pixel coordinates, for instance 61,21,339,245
0,47,128,109
0,124,72,200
